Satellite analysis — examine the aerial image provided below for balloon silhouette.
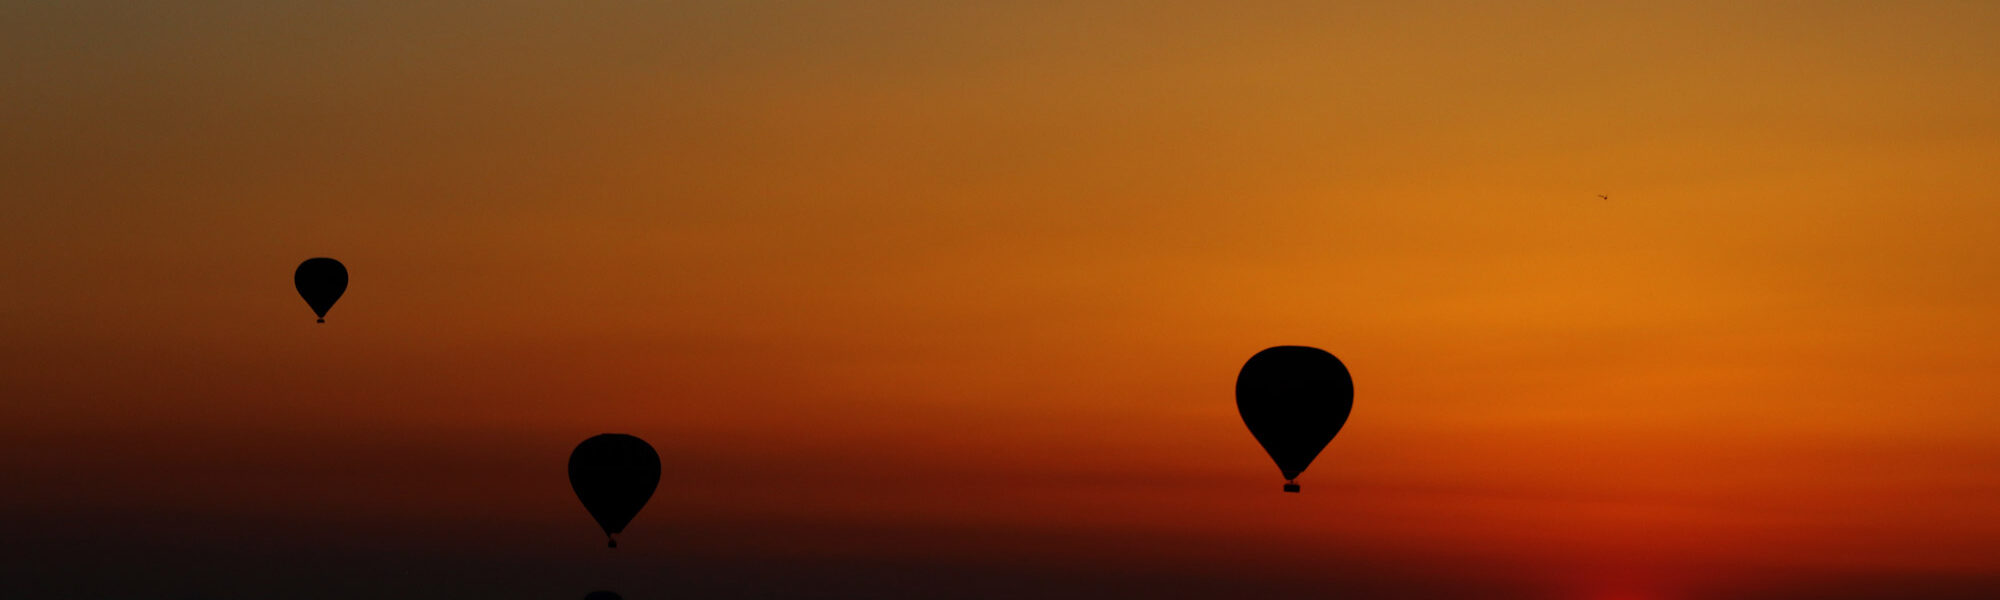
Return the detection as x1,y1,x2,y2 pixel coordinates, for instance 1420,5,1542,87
569,434,661,548
584,592,623,600
1236,346,1353,493
293,258,347,323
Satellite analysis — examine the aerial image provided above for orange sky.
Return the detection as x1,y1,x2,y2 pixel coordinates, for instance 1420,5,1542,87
4,2,1999,598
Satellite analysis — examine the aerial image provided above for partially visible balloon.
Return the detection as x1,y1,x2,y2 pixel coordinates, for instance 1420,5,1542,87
584,592,623,600
1236,346,1354,493
293,258,347,323
569,434,661,548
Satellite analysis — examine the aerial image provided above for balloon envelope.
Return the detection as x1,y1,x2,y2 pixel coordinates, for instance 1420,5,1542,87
1235,346,1353,492
569,434,661,548
293,258,347,323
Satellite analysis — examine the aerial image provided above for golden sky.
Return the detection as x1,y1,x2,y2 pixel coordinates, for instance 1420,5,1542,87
4,2,1998,598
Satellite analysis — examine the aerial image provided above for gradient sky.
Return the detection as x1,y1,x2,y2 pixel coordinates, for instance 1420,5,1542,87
4,2,1999,598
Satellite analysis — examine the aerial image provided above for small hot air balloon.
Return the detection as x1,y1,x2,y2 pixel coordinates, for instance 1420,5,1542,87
584,592,623,600
1236,346,1353,493
293,258,347,323
569,434,661,548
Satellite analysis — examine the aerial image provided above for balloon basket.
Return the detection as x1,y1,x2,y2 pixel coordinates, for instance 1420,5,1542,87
1283,482,1300,493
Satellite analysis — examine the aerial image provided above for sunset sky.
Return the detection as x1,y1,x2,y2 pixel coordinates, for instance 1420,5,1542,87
4,2,1999,598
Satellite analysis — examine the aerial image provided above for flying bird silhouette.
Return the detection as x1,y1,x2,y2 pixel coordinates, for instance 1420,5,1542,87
1597,194,1609,200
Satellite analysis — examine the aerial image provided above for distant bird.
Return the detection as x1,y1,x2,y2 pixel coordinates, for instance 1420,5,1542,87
1597,194,1609,200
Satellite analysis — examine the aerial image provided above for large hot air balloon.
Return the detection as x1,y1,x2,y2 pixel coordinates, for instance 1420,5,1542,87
569,434,661,548
1236,346,1353,493
293,258,347,323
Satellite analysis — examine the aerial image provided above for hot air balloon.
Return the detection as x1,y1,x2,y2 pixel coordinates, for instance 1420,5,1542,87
1236,346,1353,493
293,258,347,323
569,434,661,548
584,592,623,600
